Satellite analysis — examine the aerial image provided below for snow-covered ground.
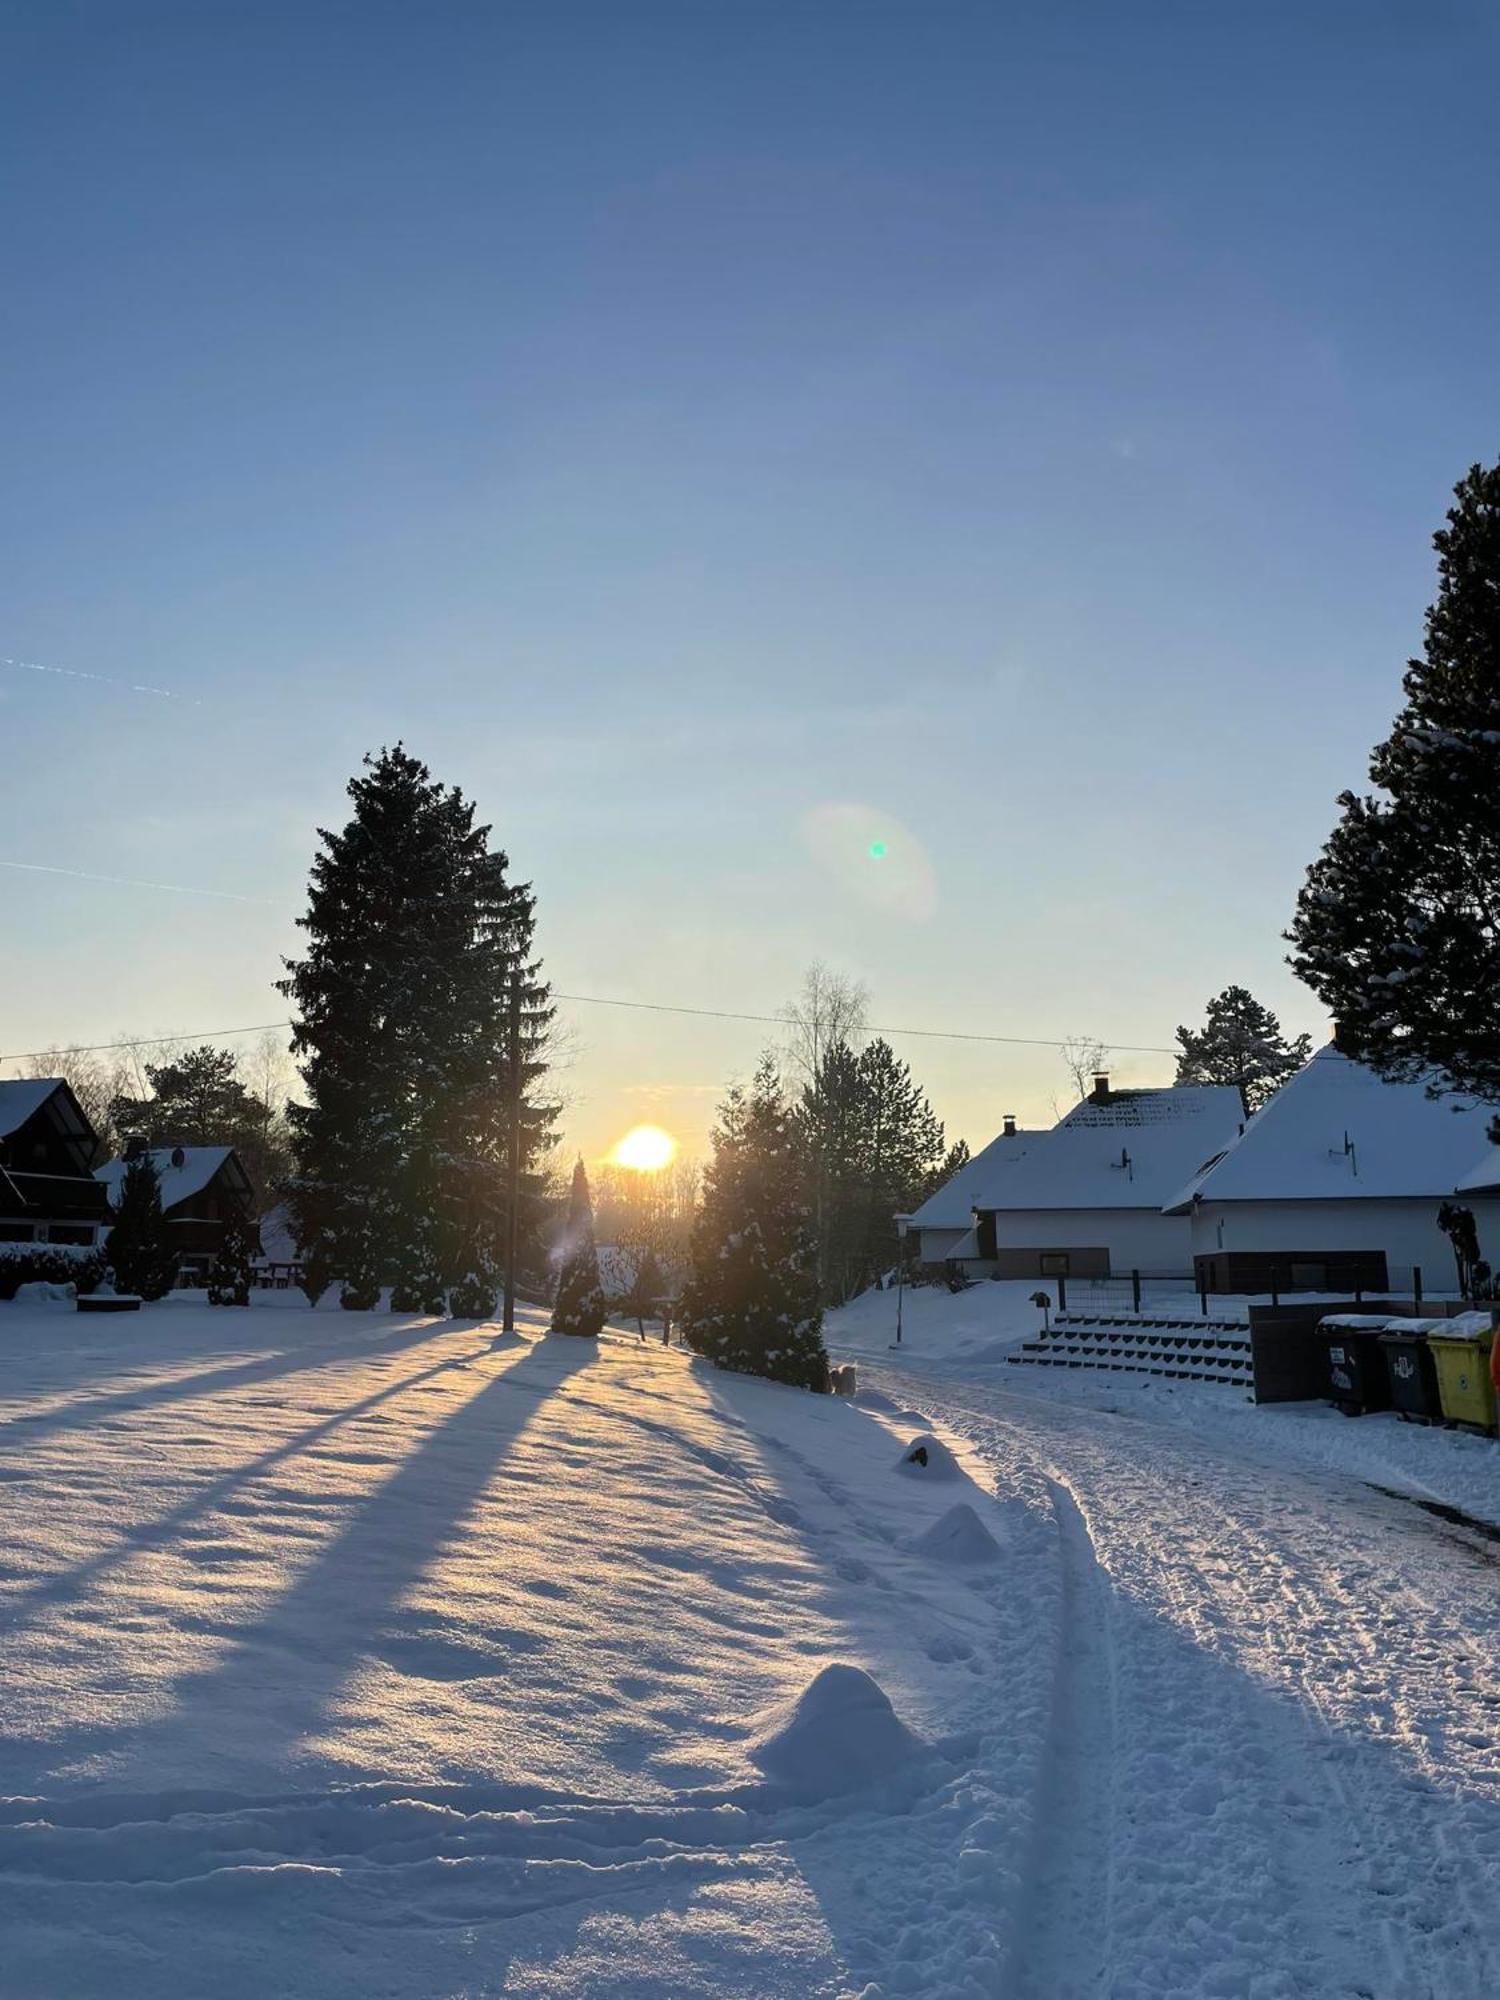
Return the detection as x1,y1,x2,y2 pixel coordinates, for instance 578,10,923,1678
0,1294,1047,1998
832,1276,1500,1532
4,1285,1500,1995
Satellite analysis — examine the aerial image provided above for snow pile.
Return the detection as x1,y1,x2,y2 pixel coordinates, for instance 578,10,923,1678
894,1432,963,1479
750,1662,927,1800
911,1500,1005,1564
11,1281,75,1306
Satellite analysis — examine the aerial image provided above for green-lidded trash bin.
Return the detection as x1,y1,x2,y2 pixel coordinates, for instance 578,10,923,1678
1377,1322,1444,1424
1427,1319,1498,1434
1319,1316,1395,1417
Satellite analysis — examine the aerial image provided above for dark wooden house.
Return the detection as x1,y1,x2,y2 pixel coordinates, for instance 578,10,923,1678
0,1078,112,1246
95,1143,257,1282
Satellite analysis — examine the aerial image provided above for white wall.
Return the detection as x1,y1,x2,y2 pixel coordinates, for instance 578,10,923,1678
916,1226,968,1264
1189,1198,1500,1285
989,1207,1194,1276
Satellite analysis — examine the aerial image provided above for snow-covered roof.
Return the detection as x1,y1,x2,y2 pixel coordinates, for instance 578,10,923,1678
0,1077,66,1140
905,1127,1039,1231
975,1086,1245,1215
96,1146,241,1212
1456,1146,1500,1196
1164,1046,1497,1212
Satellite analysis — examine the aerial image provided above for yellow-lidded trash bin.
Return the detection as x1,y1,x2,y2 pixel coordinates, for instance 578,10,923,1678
1427,1324,1498,1433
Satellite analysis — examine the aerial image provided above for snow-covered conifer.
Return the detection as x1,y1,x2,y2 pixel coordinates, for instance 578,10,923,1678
552,1159,606,1336
683,1057,828,1390
1174,987,1312,1112
206,1206,255,1307
105,1153,179,1300
1289,462,1500,1116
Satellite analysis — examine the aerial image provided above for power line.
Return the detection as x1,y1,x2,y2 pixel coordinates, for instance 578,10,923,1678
0,994,1179,1066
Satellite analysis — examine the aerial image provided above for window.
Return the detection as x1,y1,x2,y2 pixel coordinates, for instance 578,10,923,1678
1039,1252,1071,1277
1290,1261,1327,1290
45,1225,96,1246
0,1223,36,1243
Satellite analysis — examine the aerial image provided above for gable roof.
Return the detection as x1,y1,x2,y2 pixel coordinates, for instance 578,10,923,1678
96,1146,246,1213
905,1127,1040,1231
1164,1045,1496,1212
976,1085,1245,1214
0,1078,69,1140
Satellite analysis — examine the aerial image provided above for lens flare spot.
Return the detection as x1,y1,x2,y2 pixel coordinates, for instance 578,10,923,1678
869,841,887,860
802,803,937,920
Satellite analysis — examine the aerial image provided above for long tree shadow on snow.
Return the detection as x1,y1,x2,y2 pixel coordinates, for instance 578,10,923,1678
0,1308,456,1445
13,1332,602,1798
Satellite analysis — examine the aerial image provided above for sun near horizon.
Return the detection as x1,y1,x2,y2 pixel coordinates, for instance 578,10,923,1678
609,1124,678,1172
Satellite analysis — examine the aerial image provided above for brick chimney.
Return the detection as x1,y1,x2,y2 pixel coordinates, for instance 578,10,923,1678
124,1134,150,1161
1090,1071,1111,1104
1002,1114,1017,1137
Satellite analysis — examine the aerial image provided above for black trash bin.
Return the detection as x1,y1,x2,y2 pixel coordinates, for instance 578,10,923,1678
1319,1317,1394,1417
1378,1322,1444,1425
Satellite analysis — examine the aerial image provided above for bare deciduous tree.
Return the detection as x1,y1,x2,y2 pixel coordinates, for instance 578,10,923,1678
1057,1035,1110,1106
782,961,869,1090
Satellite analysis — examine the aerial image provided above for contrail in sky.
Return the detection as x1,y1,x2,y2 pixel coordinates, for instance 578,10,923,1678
3,653,198,702
0,860,274,905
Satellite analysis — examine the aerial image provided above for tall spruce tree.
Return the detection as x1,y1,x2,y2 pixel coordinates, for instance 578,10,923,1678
279,746,554,1310
682,1057,828,1390
1289,464,1500,1116
105,1153,179,1299
1174,986,1312,1112
552,1159,606,1336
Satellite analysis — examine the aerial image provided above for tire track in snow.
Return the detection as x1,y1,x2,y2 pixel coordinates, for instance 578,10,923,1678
1008,1475,1116,2000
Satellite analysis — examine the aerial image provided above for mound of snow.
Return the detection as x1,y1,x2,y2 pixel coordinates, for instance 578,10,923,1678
751,1663,926,1800
894,1433,963,1479
910,1501,1004,1564
12,1281,75,1306
853,1388,899,1413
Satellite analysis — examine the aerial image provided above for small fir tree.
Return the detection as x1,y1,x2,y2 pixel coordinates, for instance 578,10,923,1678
105,1153,180,1300
448,1256,498,1319
206,1207,256,1307
1174,986,1312,1112
552,1159,606,1336
682,1057,829,1391
1288,461,1500,1118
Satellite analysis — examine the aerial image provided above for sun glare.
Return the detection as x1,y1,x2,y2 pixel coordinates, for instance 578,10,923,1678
611,1123,678,1172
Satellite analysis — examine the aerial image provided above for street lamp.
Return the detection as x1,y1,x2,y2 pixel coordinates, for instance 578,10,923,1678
892,1213,912,1349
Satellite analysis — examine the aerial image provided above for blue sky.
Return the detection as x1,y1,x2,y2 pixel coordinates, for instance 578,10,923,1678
3,1,1498,1160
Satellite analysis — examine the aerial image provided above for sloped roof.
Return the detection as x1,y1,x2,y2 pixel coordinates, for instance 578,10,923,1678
976,1085,1245,1215
1164,1046,1496,1211
96,1146,241,1212
1457,1147,1500,1196
905,1127,1039,1231
0,1078,66,1140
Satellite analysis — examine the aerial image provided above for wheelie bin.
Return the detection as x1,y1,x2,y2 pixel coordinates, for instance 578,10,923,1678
1377,1320,1444,1424
1319,1316,1395,1417
1427,1319,1498,1434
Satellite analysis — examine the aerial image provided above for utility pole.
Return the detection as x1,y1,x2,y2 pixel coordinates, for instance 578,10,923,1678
503,974,522,1333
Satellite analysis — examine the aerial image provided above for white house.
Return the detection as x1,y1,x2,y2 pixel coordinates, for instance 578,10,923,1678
1163,1044,1500,1296
914,1077,1244,1279
904,1114,1035,1266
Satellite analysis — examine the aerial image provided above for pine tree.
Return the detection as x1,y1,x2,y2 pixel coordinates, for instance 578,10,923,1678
1174,986,1312,1112
105,1154,180,1300
795,1037,949,1303
553,1159,606,1336
1289,462,1500,1115
278,746,555,1312
206,1206,255,1307
682,1057,828,1391
448,1257,498,1320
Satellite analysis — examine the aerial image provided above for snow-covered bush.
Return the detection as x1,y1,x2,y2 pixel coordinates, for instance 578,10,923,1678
0,1244,105,1302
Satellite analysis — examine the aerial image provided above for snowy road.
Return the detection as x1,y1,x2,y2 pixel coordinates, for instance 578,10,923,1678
871,1365,1500,2000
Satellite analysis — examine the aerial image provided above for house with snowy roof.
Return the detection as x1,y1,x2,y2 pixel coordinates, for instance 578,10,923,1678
904,1113,1037,1266
96,1142,257,1283
916,1076,1244,1279
0,1078,112,1248
1163,1044,1500,1296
